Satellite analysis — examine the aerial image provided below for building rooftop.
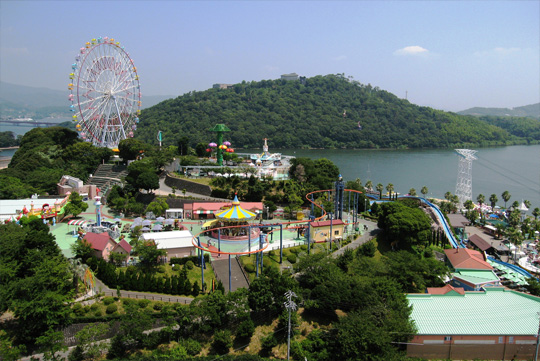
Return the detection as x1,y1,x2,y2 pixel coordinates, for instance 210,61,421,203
407,288,540,335
141,230,194,249
444,248,492,270
311,219,345,228
468,234,492,251
452,269,499,285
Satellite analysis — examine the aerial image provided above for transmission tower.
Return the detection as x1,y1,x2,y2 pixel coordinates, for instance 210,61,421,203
455,149,477,208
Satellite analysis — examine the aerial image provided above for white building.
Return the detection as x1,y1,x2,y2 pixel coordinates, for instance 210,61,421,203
140,230,196,259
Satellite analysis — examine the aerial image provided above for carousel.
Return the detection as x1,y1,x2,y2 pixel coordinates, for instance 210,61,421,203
209,194,260,241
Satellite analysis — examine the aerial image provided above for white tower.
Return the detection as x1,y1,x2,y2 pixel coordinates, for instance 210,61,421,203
455,149,477,208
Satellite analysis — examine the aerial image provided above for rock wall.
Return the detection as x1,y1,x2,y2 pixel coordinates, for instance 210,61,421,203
164,174,212,196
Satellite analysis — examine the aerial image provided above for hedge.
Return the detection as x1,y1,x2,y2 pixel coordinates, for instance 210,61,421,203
170,254,210,266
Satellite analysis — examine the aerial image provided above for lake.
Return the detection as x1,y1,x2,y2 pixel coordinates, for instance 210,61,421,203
278,145,540,212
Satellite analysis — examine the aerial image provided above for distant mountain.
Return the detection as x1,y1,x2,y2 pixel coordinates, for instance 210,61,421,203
136,74,537,149
458,103,540,119
0,82,173,119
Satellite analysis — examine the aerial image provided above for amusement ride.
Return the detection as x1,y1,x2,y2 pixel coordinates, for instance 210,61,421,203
68,37,142,149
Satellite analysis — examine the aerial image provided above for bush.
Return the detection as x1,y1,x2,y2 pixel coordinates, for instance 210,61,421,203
300,244,308,251
72,303,85,316
153,302,164,311
122,298,135,306
103,297,115,305
262,257,272,268
172,264,181,272
260,333,277,354
106,304,118,314
180,338,202,356
157,265,166,273
90,303,99,312
289,247,300,254
212,330,232,355
268,250,276,257
357,241,376,257
236,318,255,340
185,260,195,270
287,254,297,264
244,263,255,273
138,299,150,309
93,309,103,317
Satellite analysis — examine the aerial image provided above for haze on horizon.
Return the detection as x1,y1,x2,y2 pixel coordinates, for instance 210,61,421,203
0,1,538,112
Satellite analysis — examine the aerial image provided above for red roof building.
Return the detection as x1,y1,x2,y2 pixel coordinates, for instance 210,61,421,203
310,219,345,243
426,284,465,295
83,232,129,261
444,248,492,270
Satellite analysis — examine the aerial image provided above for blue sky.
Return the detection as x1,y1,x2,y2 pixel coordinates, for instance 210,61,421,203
1,0,538,111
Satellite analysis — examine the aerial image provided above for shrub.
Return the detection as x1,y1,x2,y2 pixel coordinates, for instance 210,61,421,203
244,263,255,273
72,303,84,316
289,247,300,254
90,303,99,312
268,250,276,257
106,304,118,314
260,333,277,354
153,302,164,311
236,318,255,339
93,309,103,317
157,265,166,273
212,330,232,355
122,298,135,306
300,244,308,251
287,254,297,264
282,249,291,257
262,258,272,268
185,260,195,270
138,299,150,308
172,264,181,272
83,305,91,314
103,297,115,305
180,338,202,356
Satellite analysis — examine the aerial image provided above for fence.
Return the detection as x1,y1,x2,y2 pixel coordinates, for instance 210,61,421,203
100,290,192,304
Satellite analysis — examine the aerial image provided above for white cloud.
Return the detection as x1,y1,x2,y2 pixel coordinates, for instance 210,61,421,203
394,46,429,56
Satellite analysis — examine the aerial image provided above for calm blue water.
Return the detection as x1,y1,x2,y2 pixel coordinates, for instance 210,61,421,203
278,145,540,211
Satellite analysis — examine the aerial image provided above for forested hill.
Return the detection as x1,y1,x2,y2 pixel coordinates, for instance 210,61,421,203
137,74,527,149
458,103,540,119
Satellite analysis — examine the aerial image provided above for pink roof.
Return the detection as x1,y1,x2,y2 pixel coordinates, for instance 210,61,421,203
84,232,113,251
427,284,465,295
311,219,345,228
115,239,132,254
444,248,492,270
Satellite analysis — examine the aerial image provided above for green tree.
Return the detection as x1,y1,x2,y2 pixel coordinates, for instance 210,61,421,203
177,136,191,156
421,186,429,198
476,194,485,207
136,240,167,269
145,197,169,217
63,191,89,218
376,183,384,199
533,207,540,220
502,190,511,209
364,180,373,191
212,329,232,355
71,323,110,360
0,220,73,344
36,327,67,361
118,138,148,163
489,194,498,210
408,188,417,196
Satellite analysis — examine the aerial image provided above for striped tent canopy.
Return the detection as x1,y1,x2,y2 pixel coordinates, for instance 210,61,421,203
215,194,256,220
68,219,89,226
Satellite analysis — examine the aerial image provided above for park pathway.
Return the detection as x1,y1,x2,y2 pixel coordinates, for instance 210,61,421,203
332,219,380,257
211,256,250,293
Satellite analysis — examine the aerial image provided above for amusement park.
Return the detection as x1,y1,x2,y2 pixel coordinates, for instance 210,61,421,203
2,34,540,361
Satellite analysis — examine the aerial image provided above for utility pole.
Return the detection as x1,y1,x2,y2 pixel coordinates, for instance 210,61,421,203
284,290,297,361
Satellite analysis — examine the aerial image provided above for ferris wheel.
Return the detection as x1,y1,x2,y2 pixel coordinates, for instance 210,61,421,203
68,37,141,149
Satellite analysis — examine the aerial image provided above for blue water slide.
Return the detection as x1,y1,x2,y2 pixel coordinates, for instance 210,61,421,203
417,197,460,249
487,256,534,279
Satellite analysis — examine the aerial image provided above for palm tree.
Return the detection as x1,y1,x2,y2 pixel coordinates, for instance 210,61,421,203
524,200,531,209
533,207,540,220
502,191,511,209
476,194,485,208
489,194,498,210
365,180,373,191
376,183,384,199
409,188,417,196
421,186,428,198
444,191,452,201
511,200,519,210
507,227,524,263
386,183,394,200
464,200,474,210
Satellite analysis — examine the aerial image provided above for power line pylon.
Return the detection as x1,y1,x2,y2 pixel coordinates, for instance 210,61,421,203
455,149,477,208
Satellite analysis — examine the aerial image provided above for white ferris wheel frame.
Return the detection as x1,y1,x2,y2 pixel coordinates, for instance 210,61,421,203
69,37,141,149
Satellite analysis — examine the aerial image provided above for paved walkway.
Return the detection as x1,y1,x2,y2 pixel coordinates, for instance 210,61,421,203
333,219,380,257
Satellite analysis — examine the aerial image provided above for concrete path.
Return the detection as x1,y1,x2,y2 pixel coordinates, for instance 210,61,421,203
211,256,250,293
332,219,380,257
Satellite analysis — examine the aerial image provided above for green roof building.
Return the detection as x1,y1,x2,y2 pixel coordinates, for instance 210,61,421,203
406,287,540,360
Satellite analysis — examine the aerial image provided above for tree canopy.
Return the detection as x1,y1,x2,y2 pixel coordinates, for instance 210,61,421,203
135,74,528,150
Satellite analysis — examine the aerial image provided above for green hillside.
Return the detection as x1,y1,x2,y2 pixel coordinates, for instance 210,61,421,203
458,103,540,119
136,74,528,149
